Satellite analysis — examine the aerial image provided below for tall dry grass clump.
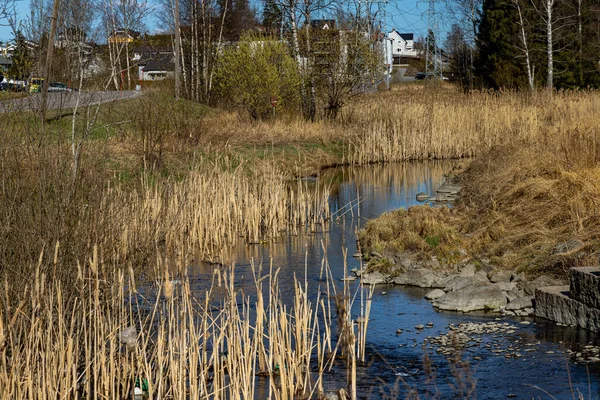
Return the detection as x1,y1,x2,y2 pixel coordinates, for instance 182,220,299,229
101,157,330,263
0,250,374,399
352,87,600,276
459,137,600,275
345,87,600,164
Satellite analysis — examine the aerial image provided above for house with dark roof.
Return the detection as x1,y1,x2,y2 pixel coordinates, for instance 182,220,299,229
310,19,336,30
132,45,174,81
388,29,418,63
133,46,173,62
138,57,174,81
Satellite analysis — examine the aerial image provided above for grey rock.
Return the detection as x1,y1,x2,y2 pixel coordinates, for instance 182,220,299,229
433,285,508,312
425,289,446,300
394,268,440,288
437,184,461,195
477,261,495,274
395,253,418,269
523,275,565,296
506,287,525,302
506,296,534,311
445,273,491,292
361,271,388,285
473,270,491,283
511,272,526,282
489,270,513,283
424,257,441,270
495,281,517,292
459,264,477,277
416,192,430,202
570,267,600,308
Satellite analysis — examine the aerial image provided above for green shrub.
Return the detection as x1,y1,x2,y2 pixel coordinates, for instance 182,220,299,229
213,34,301,119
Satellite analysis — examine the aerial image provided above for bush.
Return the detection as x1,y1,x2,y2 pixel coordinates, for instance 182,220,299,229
213,34,301,119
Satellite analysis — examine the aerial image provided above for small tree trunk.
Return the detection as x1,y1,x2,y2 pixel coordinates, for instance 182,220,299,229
208,0,227,97
41,0,61,118
174,0,181,99
577,0,583,85
546,0,554,89
288,2,308,119
125,41,131,90
515,0,534,89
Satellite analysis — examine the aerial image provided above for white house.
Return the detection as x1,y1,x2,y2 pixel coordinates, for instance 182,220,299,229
387,30,418,63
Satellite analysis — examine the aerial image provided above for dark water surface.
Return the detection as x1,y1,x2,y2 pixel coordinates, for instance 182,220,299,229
189,161,600,399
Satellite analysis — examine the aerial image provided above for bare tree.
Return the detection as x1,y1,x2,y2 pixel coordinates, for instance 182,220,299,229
446,0,482,90
544,0,555,87
531,0,577,88
159,0,227,102
98,0,150,90
513,0,535,88
40,0,60,119
174,0,181,98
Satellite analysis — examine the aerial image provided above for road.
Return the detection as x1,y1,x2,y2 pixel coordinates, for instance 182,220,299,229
0,90,141,113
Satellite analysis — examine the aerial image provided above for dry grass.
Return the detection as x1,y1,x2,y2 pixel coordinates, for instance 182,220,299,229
459,140,600,275
3,84,600,398
0,248,377,399
358,206,465,266
345,86,600,164
355,86,600,277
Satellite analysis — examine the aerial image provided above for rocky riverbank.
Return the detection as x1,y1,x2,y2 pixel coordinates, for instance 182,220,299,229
352,253,565,316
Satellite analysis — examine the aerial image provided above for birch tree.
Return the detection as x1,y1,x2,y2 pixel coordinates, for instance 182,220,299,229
98,0,150,90
512,0,535,88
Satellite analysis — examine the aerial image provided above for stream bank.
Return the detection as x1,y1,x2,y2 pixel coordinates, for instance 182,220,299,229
189,160,600,399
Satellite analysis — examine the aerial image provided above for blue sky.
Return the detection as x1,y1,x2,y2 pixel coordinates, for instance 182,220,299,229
0,0,440,44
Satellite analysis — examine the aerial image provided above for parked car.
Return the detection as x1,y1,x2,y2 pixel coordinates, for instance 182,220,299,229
1,81,26,92
48,82,76,92
29,77,44,93
415,72,433,80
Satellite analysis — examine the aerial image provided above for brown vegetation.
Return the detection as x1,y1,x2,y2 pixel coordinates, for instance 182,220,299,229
3,84,600,398
0,254,373,399
357,86,600,277
358,206,465,265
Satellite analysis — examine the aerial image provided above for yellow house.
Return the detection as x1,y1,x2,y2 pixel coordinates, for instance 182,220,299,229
108,29,140,44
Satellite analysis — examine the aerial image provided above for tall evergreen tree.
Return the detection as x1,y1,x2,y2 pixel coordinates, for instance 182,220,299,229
475,0,527,88
219,0,258,41
262,0,283,36
8,31,34,80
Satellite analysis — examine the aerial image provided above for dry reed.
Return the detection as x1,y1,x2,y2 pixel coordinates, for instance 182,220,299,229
345,87,600,164
0,250,375,399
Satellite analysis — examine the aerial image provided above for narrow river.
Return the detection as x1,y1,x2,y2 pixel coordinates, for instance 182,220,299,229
189,161,600,399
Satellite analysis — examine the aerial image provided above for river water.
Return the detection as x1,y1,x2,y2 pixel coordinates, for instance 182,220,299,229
189,161,600,399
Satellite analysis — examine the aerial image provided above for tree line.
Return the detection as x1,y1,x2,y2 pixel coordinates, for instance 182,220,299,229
445,0,600,89
0,0,382,120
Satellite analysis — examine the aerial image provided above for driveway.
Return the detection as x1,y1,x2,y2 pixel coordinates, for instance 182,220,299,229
0,90,141,113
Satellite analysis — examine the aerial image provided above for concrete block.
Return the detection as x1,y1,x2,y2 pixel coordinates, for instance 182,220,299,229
570,267,600,309
535,286,600,332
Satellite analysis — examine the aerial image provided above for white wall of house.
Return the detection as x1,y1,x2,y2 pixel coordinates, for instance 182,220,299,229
388,30,418,59
141,70,174,81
